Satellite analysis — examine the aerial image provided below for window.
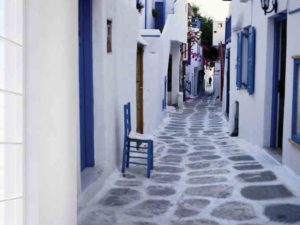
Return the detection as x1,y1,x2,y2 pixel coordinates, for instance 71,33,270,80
107,20,112,53
218,23,223,28
292,59,300,144
236,26,256,94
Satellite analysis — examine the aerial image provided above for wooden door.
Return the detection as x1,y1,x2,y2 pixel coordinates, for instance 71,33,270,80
136,45,144,133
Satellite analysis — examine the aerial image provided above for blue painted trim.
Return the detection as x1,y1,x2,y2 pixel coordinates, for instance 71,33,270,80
163,0,166,25
270,14,287,148
79,0,95,171
145,0,147,29
141,35,161,37
289,7,300,15
292,59,300,145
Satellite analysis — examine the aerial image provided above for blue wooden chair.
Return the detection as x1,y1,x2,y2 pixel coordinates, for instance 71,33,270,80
122,102,154,178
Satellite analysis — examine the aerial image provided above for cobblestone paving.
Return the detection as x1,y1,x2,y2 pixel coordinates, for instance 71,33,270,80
78,98,300,225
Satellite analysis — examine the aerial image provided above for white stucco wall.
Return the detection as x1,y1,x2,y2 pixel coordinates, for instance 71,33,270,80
141,0,187,134
213,21,225,46
230,0,300,175
282,0,300,175
25,1,78,225
78,0,138,210
229,0,272,147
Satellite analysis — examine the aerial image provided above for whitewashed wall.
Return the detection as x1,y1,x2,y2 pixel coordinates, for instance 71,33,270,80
186,42,202,98
141,0,187,134
229,0,272,146
0,1,24,225
213,21,225,46
283,0,300,175
230,0,300,175
78,0,138,210
25,1,78,225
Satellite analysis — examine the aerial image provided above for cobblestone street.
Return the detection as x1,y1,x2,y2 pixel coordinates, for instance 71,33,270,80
78,98,300,225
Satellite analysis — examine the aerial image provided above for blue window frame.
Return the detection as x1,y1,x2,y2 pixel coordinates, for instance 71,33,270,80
236,26,256,94
292,59,300,144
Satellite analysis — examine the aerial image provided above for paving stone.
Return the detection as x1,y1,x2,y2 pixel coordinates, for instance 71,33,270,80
151,174,181,183
133,222,158,225
181,198,210,209
211,201,256,221
203,155,221,160
146,185,176,196
160,155,183,163
100,188,140,207
168,149,188,154
188,169,230,176
175,206,199,218
171,219,219,225
170,143,189,148
185,184,233,198
264,204,300,223
194,146,216,151
121,173,136,179
158,136,175,139
188,155,221,162
241,185,293,200
229,155,255,161
154,165,184,173
78,208,117,225
188,151,215,157
115,180,143,187
236,171,277,183
233,164,263,171
187,176,227,184
186,160,229,170
126,200,171,218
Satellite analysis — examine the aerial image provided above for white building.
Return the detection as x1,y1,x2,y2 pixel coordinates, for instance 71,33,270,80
213,20,225,47
0,0,188,225
224,0,300,176
185,16,205,98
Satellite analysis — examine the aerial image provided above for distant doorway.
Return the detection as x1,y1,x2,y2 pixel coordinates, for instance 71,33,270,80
226,49,230,118
136,45,144,133
270,14,287,151
79,0,95,170
167,54,172,105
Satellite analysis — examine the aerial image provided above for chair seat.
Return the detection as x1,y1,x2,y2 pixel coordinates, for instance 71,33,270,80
129,131,153,141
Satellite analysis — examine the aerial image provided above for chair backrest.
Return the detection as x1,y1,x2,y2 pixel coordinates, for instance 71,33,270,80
124,102,131,138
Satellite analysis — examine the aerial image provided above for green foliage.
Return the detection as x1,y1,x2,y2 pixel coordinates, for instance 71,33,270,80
191,4,218,63
152,9,158,17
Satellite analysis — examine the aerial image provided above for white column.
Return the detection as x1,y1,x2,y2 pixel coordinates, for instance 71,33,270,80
25,1,78,225
171,42,181,105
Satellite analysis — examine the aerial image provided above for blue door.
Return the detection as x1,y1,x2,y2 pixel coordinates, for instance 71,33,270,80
79,0,95,170
270,14,287,149
155,2,164,30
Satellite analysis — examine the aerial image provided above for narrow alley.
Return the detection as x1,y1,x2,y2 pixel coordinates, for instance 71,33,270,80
78,98,300,225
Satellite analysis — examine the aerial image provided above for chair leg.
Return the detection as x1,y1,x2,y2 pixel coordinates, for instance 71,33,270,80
150,141,154,170
121,140,127,174
147,141,152,178
126,140,130,168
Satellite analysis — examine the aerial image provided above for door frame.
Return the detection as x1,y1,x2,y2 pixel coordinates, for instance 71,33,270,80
79,0,95,170
226,48,230,117
270,13,287,148
136,45,144,133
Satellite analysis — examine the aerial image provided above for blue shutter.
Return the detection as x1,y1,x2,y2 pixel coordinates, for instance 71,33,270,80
236,31,243,89
247,26,256,95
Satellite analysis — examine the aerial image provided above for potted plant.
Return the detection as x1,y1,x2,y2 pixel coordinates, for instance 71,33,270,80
136,2,144,13
152,9,158,17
